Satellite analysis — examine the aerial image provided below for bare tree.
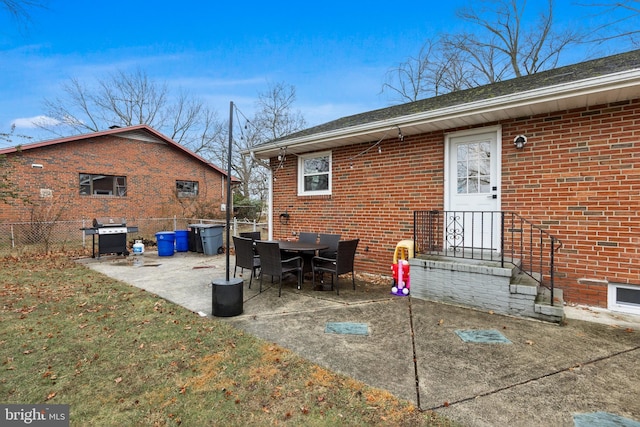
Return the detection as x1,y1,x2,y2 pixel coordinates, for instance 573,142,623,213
0,123,31,144
382,42,439,103
40,69,222,156
1,125,32,204
1,0,46,25
383,0,591,102
251,82,307,141
451,0,580,79
26,188,74,253
0,153,20,204
245,82,306,201
382,40,478,102
208,82,306,202
579,0,640,46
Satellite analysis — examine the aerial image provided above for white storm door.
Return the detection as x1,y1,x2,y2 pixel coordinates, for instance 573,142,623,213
445,128,501,253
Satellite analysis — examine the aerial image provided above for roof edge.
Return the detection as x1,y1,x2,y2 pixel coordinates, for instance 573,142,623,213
0,124,238,181
248,68,640,158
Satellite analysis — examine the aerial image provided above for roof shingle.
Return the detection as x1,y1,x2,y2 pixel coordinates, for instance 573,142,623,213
269,49,640,143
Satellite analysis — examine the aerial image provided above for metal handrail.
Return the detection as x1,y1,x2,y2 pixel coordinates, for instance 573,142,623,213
413,210,563,305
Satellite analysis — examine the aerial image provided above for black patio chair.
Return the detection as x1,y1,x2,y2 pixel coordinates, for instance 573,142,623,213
296,232,318,254
298,232,318,244
232,236,261,289
255,240,303,296
239,231,261,241
312,239,359,295
318,233,341,258
239,231,261,255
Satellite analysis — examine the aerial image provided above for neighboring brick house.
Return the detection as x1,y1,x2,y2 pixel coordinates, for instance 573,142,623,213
1,125,234,224
250,49,640,316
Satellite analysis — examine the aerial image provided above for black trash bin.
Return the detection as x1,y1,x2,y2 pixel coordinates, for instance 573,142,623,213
188,224,205,253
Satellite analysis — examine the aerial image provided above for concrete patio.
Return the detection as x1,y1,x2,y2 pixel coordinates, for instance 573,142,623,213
78,250,640,427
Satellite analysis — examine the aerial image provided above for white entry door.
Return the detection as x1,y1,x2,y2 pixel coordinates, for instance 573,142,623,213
445,128,501,252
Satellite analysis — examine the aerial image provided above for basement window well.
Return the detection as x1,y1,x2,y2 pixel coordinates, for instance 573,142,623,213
608,283,640,315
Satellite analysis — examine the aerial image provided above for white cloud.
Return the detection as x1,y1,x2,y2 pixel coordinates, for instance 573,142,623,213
12,115,60,129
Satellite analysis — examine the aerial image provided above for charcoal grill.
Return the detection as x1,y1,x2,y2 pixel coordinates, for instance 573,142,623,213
82,218,139,258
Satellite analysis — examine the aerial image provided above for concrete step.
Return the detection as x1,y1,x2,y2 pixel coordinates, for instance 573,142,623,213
509,271,539,296
536,287,564,305
534,287,565,321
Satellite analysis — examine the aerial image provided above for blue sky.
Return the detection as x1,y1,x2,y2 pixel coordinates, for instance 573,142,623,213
0,1,635,148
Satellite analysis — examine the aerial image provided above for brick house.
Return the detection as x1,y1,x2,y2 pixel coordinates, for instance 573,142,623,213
1,124,234,224
250,49,640,319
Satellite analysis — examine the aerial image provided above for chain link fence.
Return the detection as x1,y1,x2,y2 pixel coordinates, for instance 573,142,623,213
0,217,268,256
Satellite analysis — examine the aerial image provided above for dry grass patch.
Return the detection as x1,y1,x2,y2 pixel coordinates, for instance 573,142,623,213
0,253,457,426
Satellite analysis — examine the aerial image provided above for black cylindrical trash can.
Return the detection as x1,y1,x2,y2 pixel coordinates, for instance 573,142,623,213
188,224,204,253
212,278,243,317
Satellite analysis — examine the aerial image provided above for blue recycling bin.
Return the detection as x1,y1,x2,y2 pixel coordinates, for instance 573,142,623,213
156,231,175,256
175,230,189,252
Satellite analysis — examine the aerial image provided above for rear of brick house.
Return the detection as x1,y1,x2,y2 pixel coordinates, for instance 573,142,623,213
251,50,640,318
1,125,231,227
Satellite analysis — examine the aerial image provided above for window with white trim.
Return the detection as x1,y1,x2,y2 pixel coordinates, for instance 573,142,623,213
298,152,331,196
608,283,640,315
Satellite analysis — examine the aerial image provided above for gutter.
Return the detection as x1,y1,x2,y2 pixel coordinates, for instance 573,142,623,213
248,69,640,158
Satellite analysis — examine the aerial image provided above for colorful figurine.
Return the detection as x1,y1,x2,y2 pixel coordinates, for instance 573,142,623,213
391,259,410,296
391,240,413,296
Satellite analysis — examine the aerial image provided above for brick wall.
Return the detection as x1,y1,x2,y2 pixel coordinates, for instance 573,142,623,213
1,135,228,223
501,100,640,306
271,98,640,307
272,131,445,275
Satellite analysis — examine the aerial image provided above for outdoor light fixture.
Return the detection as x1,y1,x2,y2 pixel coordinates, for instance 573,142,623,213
279,212,290,225
397,126,404,142
513,135,527,149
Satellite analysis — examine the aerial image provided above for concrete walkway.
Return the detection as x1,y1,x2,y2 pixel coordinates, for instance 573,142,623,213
78,251,640,427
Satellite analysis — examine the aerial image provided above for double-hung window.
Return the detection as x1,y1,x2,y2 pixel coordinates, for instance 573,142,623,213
298,152,331,196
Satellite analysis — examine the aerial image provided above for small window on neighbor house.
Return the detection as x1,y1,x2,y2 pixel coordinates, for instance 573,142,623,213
298,152,331,196
176,180,199,197
80,174,127,196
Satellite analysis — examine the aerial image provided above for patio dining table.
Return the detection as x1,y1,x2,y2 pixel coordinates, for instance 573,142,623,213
275,240,330,288
275,240,329,253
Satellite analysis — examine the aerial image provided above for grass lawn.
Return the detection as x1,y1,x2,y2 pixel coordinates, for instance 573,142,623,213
0,253,456,426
